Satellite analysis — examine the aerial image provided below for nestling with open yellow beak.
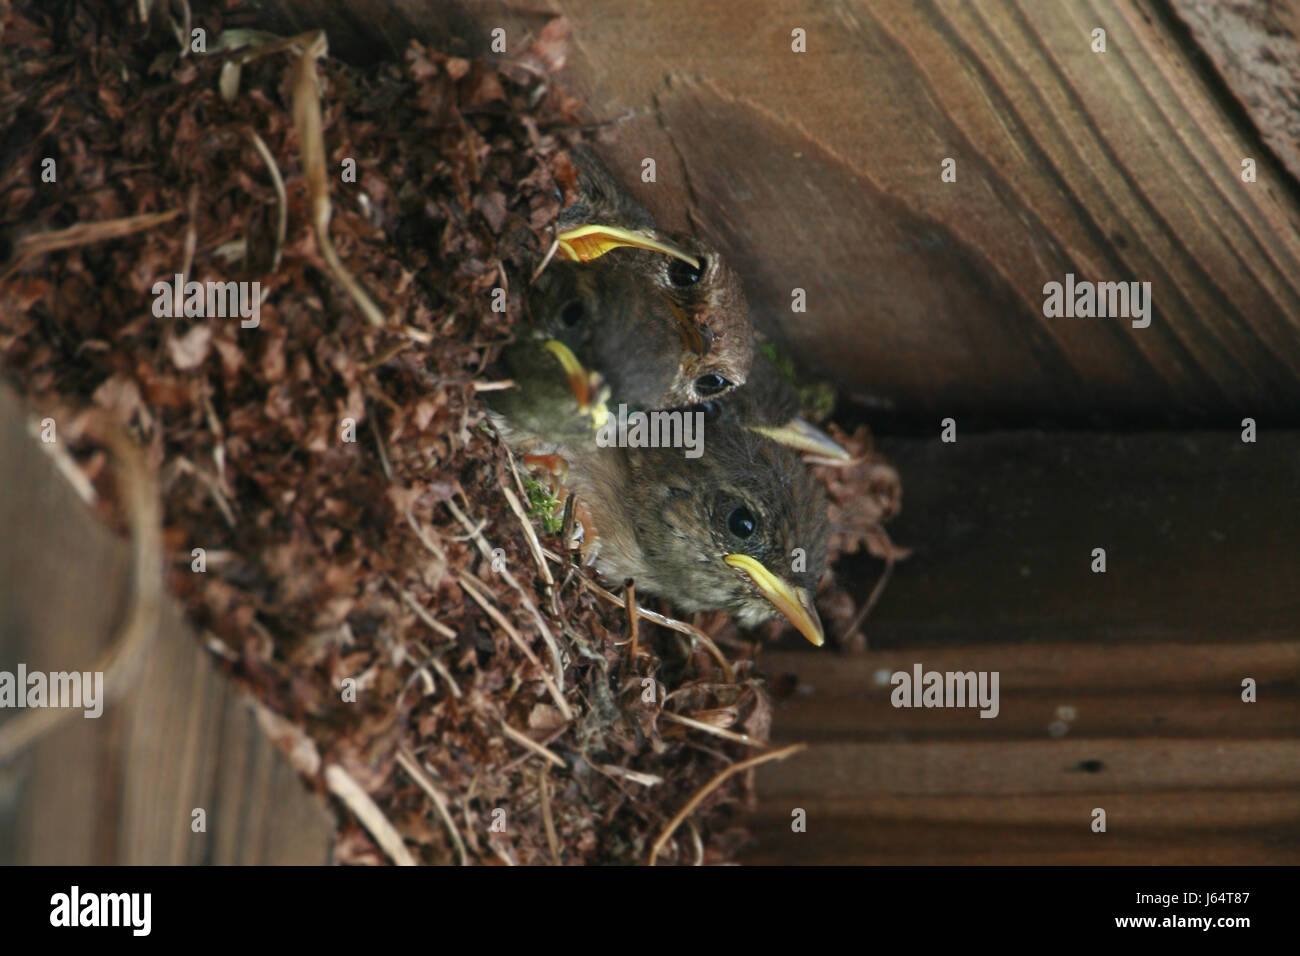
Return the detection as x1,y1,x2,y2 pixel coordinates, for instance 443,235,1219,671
693,350,850,460
561,419,830,646
552,146,755,404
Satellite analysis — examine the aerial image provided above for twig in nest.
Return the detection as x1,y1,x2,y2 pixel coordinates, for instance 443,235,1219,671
498,460,554,580
241,126,287,272
324,764,417,866
594,763,663,787
560,493,577,552
384,577,462,699
498,481,554,589
384,574,457,642
531,237,561,282
445,497,568,701
687,820,705,866
290,31,388,328
396,324,433,345
537,767,561,866
175,457,237,528
499,724,567,775
540,547,735,683
499,720,566,769
623,578,639,660
396,745,468,866
658,710,763,748
0,411,163,765
648,743,807,867
448,516,487,542
176,188,197,314
2,209,182,280
404,509,448,562
200,394,231,499
368,412,393,482
457,572,572,721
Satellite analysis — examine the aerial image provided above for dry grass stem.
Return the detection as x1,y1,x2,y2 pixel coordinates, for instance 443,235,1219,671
648,743,807,866
458,572,572,720
658,710,763,748
396,745,468,866
500,720,566,769
324,764,417,866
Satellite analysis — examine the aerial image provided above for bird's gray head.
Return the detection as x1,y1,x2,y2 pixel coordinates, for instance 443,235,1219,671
625,423,828,644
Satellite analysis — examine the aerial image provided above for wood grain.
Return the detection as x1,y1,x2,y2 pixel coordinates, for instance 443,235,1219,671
744,791,1300,864
853,431,1300,647
742,638,1299,864
0,386,334,864
736,427,1300,864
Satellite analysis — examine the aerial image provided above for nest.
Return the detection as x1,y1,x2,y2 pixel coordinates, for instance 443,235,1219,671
0,1,902,864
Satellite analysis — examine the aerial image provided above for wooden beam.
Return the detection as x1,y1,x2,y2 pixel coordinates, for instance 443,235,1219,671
0,386,335,864
852,431,1300,647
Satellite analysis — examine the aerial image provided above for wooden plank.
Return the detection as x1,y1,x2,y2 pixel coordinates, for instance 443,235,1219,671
0,385,335,864
761,641,1299,740
771,690,1296,743
743,791,1300,865
755,740,1300,797
749,632,1298,863
853,431,1300,647
763,641,1300,692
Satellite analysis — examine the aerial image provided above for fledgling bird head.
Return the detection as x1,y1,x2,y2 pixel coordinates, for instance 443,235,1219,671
552,146,754,405
557,144,659,235
486,336,608,449
697,351,851,460
593,423,829,645
528,259,684,410
611,232,755,405
550,230,755,405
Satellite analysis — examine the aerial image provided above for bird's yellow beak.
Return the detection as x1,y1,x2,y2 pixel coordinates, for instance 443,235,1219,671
749,418,851,461
557,224,699,270
542,339,609,429
723,553,824,647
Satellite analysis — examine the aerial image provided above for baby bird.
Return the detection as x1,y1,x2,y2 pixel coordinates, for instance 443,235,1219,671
487,255,752,448
552,146,755,402
563,419,829,646
699,351,850,460
530,258,743,410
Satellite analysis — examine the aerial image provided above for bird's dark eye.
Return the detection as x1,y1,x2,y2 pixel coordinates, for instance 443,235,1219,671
560,301,586,327
694,373,730,396
668,256,703,287
727,506,757,539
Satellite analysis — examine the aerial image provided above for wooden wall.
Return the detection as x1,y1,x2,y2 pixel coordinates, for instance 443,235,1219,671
0,386,334,865
746,432,1300,864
